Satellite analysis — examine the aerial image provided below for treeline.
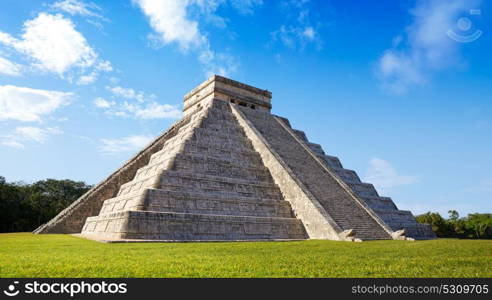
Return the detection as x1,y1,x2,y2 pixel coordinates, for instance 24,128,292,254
1,175,491,238
0,176,92,233
416,211,492,239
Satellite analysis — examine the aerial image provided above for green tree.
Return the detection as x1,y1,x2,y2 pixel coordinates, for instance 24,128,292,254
448,210,459,221
415,212,454,237
0,177,91,233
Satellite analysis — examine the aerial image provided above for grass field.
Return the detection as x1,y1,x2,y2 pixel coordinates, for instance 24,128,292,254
0,233,491,278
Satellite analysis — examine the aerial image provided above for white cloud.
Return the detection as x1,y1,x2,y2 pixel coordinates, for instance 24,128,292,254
198,48,239,77
1,140,24,149
463,177,492,193
302,26,315,40
133,0,203,50
107,86,147,103
1,126,62,149
376,0,481,94
100,85,182,119
51,0,102,18
0,85,73,122
0,56,22,76
0,13,96,74
93,97,115,108
14,126,63,143
271,25,320,50
96,60,113,72
99,135,154,154
0,13,111,83
228,0,263,15
122,101,182,119
77,61,112,85
77,71,98,85
270,1,321,51
365,158,418,190
133,0,249,77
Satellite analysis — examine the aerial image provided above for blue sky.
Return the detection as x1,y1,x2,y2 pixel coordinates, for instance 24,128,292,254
0,0,491,217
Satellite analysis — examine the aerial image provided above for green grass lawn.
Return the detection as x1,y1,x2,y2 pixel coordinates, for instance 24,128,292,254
0,233,491,278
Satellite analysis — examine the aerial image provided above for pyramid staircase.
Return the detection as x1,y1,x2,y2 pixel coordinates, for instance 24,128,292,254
80,100,307,241
276,118,435,239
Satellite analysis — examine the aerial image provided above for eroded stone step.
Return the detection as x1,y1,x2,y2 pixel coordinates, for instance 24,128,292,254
240,107,392,240
158,171,284,200
332,168,361,183
82,210,308,241
182,141,263,161
360,196,398,211
144,188,293,217
346,182,379,198
99,188,294,218
187,127,252,145
171,153,272,181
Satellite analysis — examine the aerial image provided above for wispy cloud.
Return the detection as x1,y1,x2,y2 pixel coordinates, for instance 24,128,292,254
0,12,111,84
270,0,322,51
364,158,418,192
106,86,148,103
132,0,254,77
463,177,492,193
0,56,22,76
228,0,263,15
120,101,182,119
376,0,481,94
93,97,115,108
0,85,73,122
99,134,154,154
94,85,182,120
51,0,103,18
1,126,63,149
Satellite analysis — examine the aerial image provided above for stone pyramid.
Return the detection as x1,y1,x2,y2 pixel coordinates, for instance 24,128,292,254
34,76,435,242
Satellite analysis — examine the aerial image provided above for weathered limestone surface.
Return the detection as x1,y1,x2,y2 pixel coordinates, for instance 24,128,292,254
236,107,392,240
80,99,307,241
33,112,198,234
36,75,435,241
288,123,435,239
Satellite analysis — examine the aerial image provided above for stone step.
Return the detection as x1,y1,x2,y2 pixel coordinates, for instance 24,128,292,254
117,176,155,197
375,209,416,224
100,188,291,216
332,167,361,183
307,142,325,156
137,143,269,184
143,188,293,217
397,223,436,239
175,151,265,167
171,153,271,181
200,119,244,134
293,129,308,142
241,107,391,240
185,134,253,152
147,144,183,166
100,190,147,214
360,196,398,211
82,210,308,241
318,155,344,169
202,107,238,122
346,182,379,198
158,171,285,200
188,127,251,145
181,141,266,165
